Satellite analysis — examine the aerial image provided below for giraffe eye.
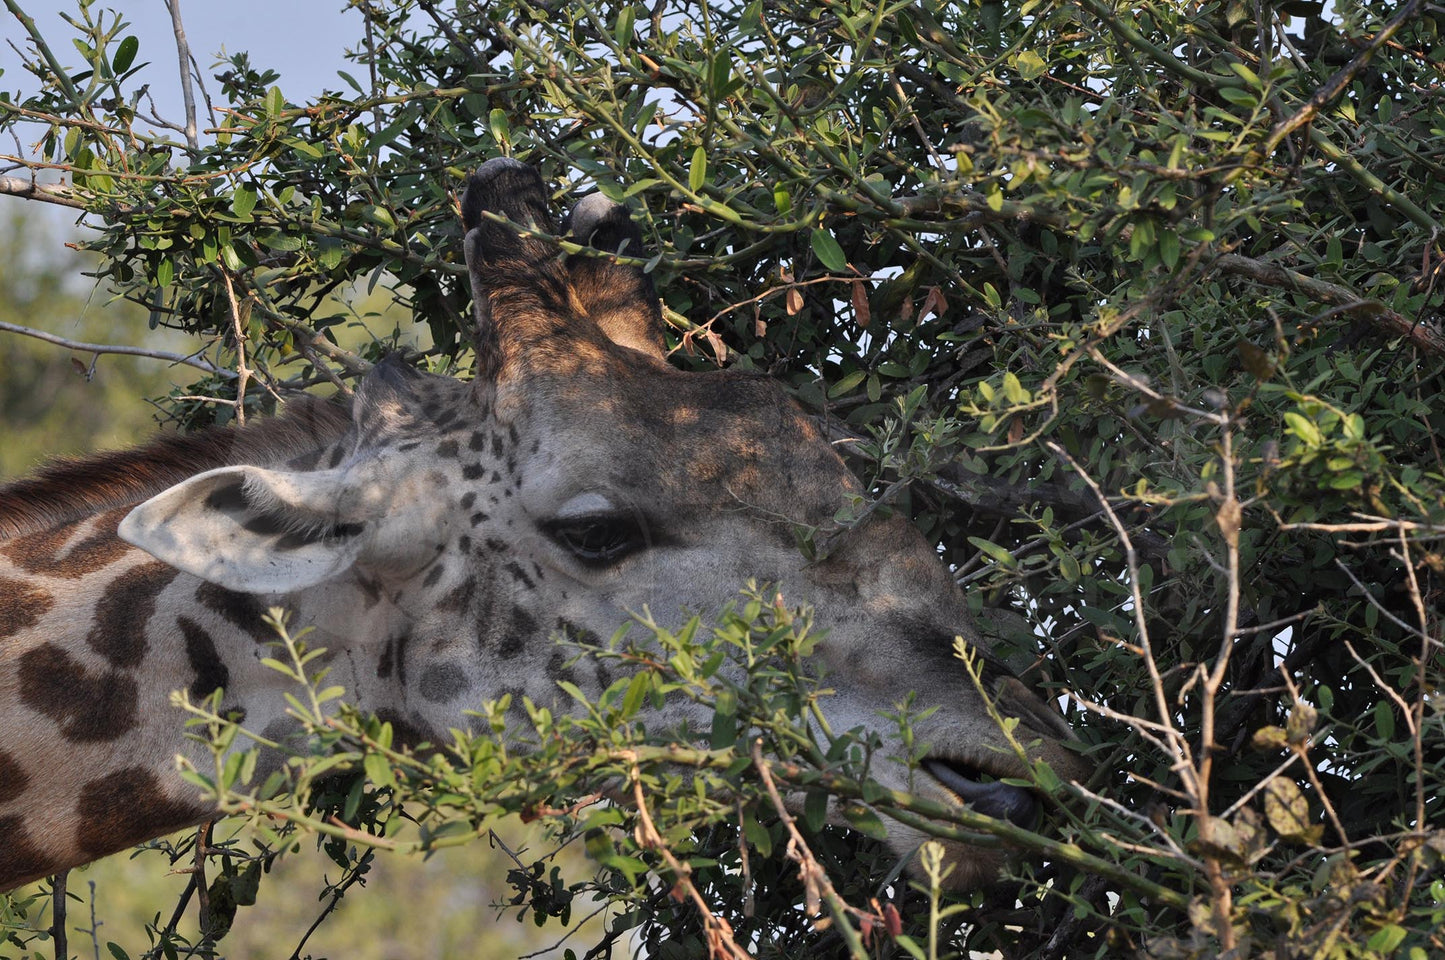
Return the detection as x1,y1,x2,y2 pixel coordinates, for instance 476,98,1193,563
544,516,645,567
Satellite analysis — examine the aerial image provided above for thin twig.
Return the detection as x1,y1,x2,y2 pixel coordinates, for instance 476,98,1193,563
163,0,200,155
220,271,252,425
627,765,753,960
51,871,68,960
751,740,871,960
0,320,235,377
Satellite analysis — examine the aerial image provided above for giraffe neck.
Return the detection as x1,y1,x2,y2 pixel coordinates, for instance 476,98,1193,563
0,408,366,889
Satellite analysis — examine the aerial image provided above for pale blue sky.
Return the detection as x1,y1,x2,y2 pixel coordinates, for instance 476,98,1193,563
4,1,361,130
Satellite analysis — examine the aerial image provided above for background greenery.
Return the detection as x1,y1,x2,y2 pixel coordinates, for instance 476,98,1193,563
2,0,1443,957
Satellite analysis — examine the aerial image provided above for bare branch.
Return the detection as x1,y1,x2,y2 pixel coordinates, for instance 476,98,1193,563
163,0,200,154
0,175,86,209
1216,253,1445,357
0,319,235,377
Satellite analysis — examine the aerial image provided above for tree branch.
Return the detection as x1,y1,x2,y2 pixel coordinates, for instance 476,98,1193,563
0,320,236,377
1215,253,1445,356
0,175,86,209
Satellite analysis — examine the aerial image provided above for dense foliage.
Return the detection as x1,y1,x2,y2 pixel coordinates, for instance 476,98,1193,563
2,0,1443,957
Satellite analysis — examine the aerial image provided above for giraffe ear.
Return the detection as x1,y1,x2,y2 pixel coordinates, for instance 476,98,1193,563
118,465,371,594
561,192,666,359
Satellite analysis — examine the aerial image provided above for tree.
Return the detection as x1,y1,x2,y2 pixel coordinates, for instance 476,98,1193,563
2,0,1443,957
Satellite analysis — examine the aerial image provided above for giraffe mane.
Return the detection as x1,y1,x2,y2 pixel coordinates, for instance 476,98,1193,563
0,397,353,539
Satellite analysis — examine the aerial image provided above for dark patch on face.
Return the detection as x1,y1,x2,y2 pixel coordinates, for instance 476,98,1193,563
327,446,347,468
460,492,477,509
0,508,130,579
490,433,503,459
423,563,446,588
508,424,519,446
457,535,472,555
418,663,469,703
469,431,486,452
497,606,537,660
19,644,137,742
546,651,576,686
0,750,29,804
397,440,422,453
374,709,436,749
85,561,178,668
556,617,601,646
0,816,50,888
436,440,459,458
377,637,395,679
356,575,383,609
432,410,458,432
470,512,489,526
439,576,477,612
504,561,535,589
462,463,484,481
75,768,207,857
197,582,272,643
393,634,412,686
178,616,230,701
0,575,54,638
485,537,507,553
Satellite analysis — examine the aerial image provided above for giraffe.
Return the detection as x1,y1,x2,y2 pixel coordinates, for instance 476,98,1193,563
0,159,1087,894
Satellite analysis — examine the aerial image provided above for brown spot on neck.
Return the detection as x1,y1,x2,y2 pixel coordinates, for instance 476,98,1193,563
0,750,30,804
0,576,54,638
74,768,208,858
0,508,130,579
85,561,179,668
0,815,51,891
18,643,138,742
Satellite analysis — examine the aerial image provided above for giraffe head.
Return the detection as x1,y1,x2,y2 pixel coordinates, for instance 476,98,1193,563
117,159,1088,888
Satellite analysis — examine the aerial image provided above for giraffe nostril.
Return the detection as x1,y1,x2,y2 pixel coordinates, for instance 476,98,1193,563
923,759,1040,829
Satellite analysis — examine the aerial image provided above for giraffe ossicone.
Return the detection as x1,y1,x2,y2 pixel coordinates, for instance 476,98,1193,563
0,158,1087,894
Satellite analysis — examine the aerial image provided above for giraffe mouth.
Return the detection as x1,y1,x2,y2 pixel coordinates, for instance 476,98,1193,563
922,759,1039,829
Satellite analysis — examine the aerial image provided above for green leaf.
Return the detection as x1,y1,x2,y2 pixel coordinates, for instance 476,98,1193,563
1218,86,1259,108
688,145,707,193
614,4,635,48
803,788,828,832
363,751,396,789
742,811,773,857
112,35,139,74
1283,412,1322,447
810,228,848,272
1013,50,1047,81
1366,925,1407,953
264,85,285,118
840,804,888,840
967,537,1016,567
488,108,510,146
232,187,257,220
828,370,866,398
1159,228,1180,269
